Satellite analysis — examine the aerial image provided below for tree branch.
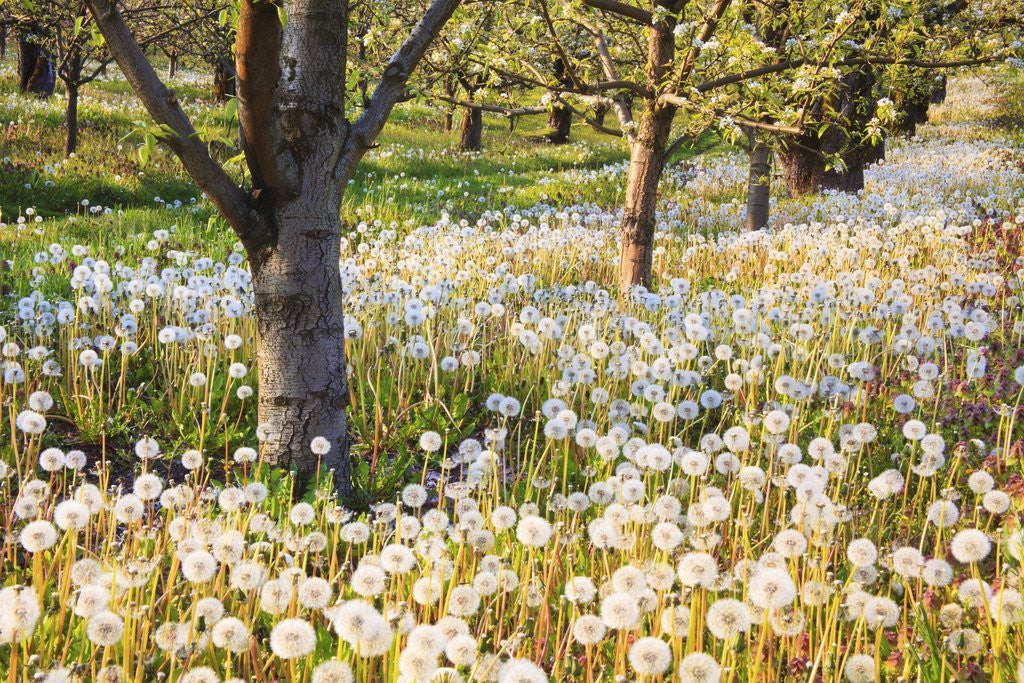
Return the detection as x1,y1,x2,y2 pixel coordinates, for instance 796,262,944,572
343,0,462,176
695,54,1004,93
83,0,262,248
235,0,293,195
580,0,652,25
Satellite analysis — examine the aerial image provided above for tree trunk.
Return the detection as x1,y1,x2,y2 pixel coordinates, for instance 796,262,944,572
744,128,771,231
167,52,178,79
618,3,677,291
213,58,236,100
0,27,7,60
780,68,875,196
896,86,930,137
65,83,79,155
460,107,482,151
546,106,571,144
593,102,609,127
252,201,351,499
443,109,453,131
18,39,55,96
546,58,572,144
619,106,673,289
63,51,83,156
779,134,865,196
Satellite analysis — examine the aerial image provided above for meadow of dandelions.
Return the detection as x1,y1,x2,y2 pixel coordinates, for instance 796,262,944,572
2,75,1024,682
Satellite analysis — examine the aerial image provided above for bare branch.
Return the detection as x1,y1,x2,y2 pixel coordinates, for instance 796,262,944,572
580,0,652,25
344,0,462,174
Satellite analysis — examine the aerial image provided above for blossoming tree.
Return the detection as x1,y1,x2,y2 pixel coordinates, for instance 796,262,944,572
503,0,1019,289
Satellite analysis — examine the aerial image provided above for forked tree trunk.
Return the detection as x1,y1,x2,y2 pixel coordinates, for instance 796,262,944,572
619,105,674,289
85,0,462,502
744,128,771,231
252,197,351,497
460,107,482,151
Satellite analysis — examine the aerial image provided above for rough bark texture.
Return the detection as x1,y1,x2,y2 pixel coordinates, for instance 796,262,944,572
620,106,673,289
253,203,350,497
779,133,865,195
618,3,676,290
744,128,771,231
18,38,55,96
460,108,483,151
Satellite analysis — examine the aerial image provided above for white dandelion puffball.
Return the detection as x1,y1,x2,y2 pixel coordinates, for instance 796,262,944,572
269,618,316,659
628,637,671,676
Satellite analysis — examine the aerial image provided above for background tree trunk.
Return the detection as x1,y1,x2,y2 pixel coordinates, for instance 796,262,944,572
744,128,771,231
167,51,178,79
592,101,609,127
546,105,572,144
18,39,55,96
213,57,236,100
619,106,673,289
63,51,83,155
65,83,79,155
780,68,876,195
460,107,482,151
545,57,572,144
779,132,865,196
443,109,454,131
895,85,930,137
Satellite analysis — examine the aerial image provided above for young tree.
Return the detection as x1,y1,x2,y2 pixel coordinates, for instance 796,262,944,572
84,0,462,499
